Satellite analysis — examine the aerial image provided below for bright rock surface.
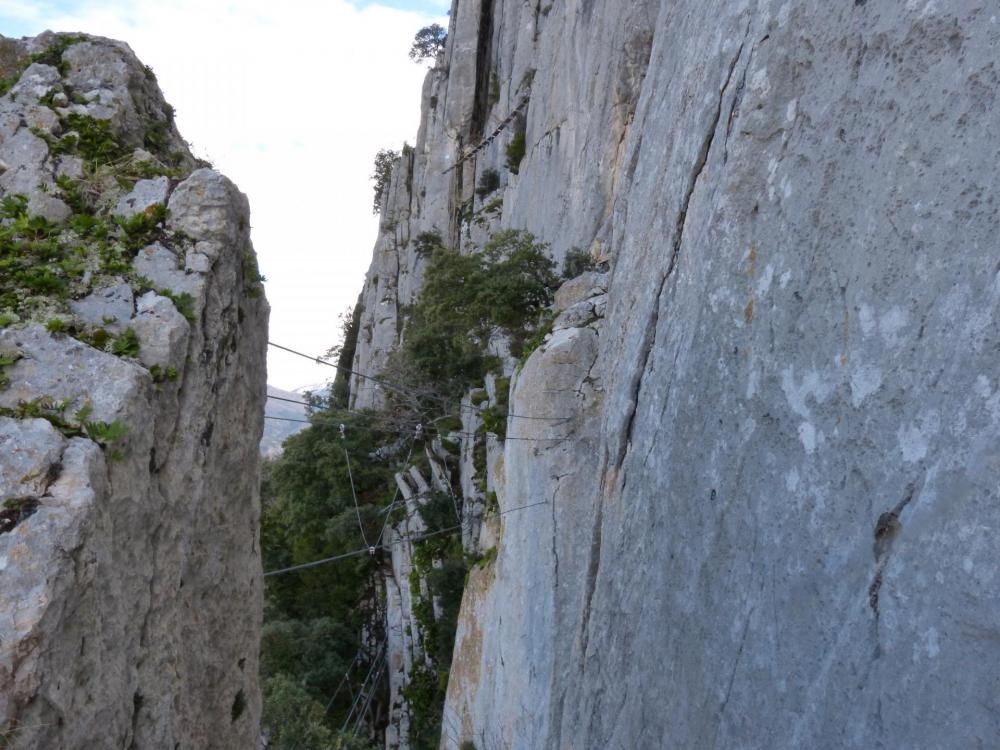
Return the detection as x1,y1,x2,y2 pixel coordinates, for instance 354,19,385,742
348,1,1000,748
0,32,267,749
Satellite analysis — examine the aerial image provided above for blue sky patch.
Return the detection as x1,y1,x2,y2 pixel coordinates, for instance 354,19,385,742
348,0,450,15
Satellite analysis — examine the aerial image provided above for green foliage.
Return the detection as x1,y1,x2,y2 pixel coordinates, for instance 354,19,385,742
158,288,195,322
479,197,503,218
0,194,27,219
472,546,497,569
371,148,398,215
150,364,179,383
479,378,509,439
0,73,20,96
395,230,557,404
261,230,558,748
472,435,487,493
505,126,526,174
0,35,83,98
262,415,395,620
473,231,558,336
143,119,169,155
83,419,127,445
401,491,467,749
484,490,499,515
0,197,80,304
562,246,598,279
327,298,363,409
409,24,447,63
262,674,375,750
517,310,555,370
401,665,444,749
243,251,266,297
0,395,126,450
475,168,500,200
29,34,86,73
115,203,167,251
111,328,140,357
413,230,444,258
260,412,417,739
0,73,197,345
0,350,21,390
261,617,363,702
55,175,90,214
52,113,128,164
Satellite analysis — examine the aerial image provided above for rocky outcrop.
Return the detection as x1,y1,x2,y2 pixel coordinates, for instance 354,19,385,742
350,1,1000,749
0,33,267,748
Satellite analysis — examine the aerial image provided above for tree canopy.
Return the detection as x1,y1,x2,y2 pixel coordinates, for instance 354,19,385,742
370,148,398,214
408,24,447,63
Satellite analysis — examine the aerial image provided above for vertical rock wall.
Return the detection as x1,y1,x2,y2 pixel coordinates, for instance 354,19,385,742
351,1,1000,748
0,33,267,749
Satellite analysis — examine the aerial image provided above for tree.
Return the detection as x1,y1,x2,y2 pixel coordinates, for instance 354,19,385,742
393,230,558,403
408,24,447,63
371,148,398,214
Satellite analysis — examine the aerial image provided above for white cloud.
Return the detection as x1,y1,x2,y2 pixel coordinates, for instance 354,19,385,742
10,0,442,388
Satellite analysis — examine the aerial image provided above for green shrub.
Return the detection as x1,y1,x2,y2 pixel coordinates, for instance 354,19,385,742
327,298,363,408
111,328,140,357
259,413,409,740
29,33,85,73
83,420,127,445
409,24,447,63
115,203,167,251
371,148,398,214
413,230,444,258
517,311,555,371
54,113,128,164
505,126,526,174
480,378,509,439
475,168,500,200
0,350,21,389
158,288,195,322
243,251,266,297
472,546,497,569
396,230,557,405
262,674,339,750
143,120,169,154
562,246,598,279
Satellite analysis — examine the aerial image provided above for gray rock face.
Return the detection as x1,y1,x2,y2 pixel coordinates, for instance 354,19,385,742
0,33,267,750
68,281,134,332
26,192,71,223
114,175,170,217
348,1,1000,748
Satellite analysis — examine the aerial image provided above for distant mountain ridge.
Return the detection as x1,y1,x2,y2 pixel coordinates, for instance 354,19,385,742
260,383,330,457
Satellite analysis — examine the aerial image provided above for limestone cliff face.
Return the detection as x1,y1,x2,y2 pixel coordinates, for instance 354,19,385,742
353,2,1000,748
0,33,267,748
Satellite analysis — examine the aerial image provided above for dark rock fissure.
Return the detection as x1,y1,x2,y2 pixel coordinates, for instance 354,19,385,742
618,24,751,471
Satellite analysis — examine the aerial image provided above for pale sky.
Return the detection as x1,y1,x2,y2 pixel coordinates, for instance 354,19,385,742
0,0,448,389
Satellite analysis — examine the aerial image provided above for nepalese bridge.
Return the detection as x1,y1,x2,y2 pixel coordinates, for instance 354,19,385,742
442,93,531,175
